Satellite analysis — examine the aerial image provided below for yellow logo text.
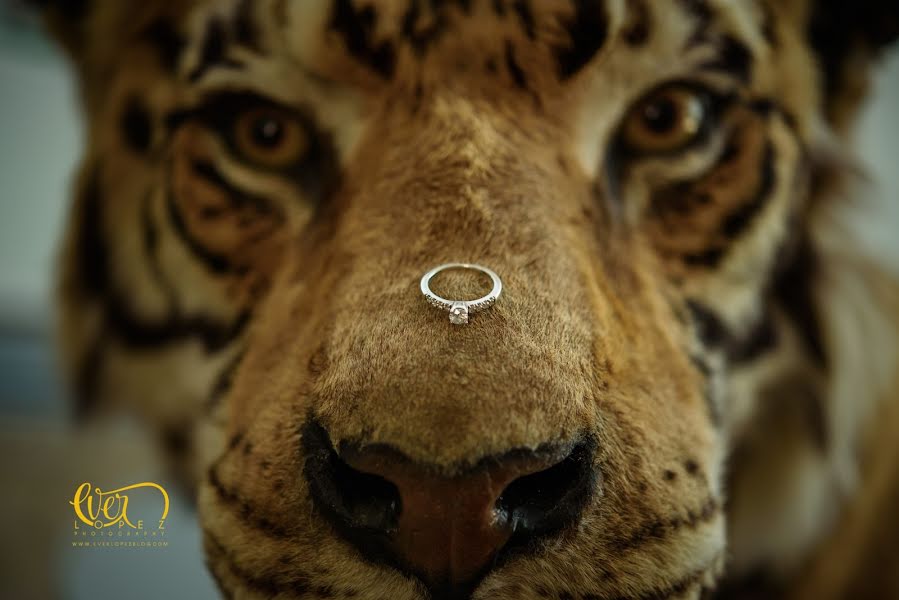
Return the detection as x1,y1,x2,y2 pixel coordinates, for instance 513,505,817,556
70,482,169,530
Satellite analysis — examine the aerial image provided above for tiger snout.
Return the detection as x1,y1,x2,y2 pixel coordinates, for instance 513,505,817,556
198,76,724,600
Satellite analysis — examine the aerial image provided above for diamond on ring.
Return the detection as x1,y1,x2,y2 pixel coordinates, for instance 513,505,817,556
449,302,469,325
420,263,502,326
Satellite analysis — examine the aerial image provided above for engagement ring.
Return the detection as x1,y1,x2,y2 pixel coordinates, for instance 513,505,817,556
420,263,502,325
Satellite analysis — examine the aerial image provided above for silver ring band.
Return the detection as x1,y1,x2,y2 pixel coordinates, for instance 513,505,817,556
420,263,502,325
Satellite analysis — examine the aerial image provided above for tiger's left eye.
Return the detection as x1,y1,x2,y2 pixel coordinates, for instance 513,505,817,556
621,85,709,154
234,108,310,168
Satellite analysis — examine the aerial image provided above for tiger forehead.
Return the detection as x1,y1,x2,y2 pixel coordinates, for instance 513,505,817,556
180,0,766,95
315,0,621,81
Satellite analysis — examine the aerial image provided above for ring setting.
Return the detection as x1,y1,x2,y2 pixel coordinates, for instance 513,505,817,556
420,263,502,325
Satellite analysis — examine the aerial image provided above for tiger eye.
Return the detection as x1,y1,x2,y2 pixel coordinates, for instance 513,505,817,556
622,85,708,153
234,107,309,168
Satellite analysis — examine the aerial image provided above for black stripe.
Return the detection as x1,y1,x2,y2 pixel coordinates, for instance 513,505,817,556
400,0,449,57
120,95,153,155
504,40,542,108
772,236,828,367
207,466,292,538
190,160,283,219
690,354,721,426
75,168,109,299
554,0,610,79
610,497,721,552
141,18,186,73
205,350,245,413
189,18,241,82
604,566,712,600
512,0,537,40
721,142,776,239
504,40,528,90
677,0,714,47
623,0,651,47
680,138,777,270
698,34,753,84
330,0,396,78
727,310,778,363
166,187,234,274
678,0,712,23
106,296,249,352
686,300,732,349
760,2,778,48
205,528,363,598
687,299,782,366
690,354,711,377
232,0,262,52
190,18,226,81
226,432,245,452
750,97,799,133
203,530,312,598
682,247,725,268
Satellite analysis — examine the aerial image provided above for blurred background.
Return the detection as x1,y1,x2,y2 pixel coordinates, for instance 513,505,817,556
0,1,897,599
0,3,220,599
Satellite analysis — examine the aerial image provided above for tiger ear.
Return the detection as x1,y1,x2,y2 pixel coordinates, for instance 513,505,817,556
28,0,98,60
808,0,899,57
30,0,192,110
30,0,188,67
805,0,899,129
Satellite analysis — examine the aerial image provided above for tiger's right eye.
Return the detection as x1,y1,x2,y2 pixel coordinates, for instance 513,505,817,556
234,107,310,169
620,84,710,154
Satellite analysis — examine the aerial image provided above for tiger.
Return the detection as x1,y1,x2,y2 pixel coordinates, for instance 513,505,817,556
36,0,899,598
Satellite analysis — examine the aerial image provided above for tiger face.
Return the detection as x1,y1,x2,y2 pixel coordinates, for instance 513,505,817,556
44,0,899,598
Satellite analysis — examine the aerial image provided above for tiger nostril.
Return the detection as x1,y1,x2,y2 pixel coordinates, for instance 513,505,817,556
497,440,598,543
303,422,401,535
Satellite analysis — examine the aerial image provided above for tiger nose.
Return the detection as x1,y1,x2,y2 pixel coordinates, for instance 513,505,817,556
302,422,597,591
